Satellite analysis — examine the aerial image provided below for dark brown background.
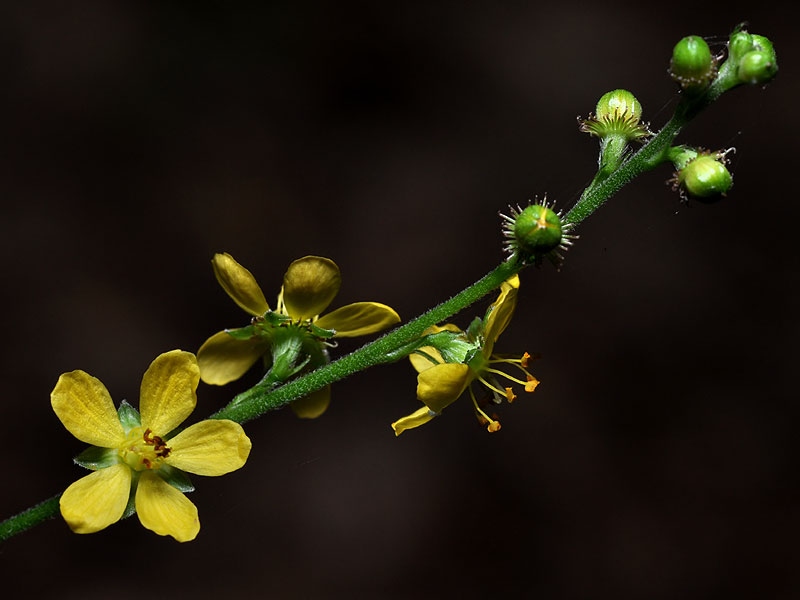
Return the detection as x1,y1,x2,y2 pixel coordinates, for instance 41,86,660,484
1,2,797,598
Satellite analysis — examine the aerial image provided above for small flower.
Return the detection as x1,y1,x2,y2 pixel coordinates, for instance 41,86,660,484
51,350,251,542
198,253,400,418
391,275,538,435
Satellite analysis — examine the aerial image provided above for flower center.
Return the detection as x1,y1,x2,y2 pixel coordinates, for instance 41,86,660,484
118,426,171,471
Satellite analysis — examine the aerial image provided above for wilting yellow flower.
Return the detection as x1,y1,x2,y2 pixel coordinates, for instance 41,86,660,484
51,350,251,542
198,253,400,418
392,275,538,435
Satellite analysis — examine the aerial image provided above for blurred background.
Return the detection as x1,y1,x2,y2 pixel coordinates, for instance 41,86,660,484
1,2,797,598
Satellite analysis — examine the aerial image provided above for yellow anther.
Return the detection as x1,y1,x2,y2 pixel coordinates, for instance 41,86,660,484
505,387,517,403
520,352,531,368
487,421,501,433
525,375,539,392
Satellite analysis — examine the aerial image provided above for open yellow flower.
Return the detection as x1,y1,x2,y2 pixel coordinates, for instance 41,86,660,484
51,350,251,542
198,253,401,418
392,275,538,435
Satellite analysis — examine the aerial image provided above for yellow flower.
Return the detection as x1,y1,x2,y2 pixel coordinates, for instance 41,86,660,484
51,350,251,542
392,275,538,435
198,253,401,418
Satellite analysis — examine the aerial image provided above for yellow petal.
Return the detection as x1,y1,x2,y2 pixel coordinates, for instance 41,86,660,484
391,406,438,436
135,471,199,542
416,363,471,413
139,350,199,435
60,463,131,534
315,302,400,337
282,256,341,320
166,420,252,476
290,385,331,419
51,371,126,448
212,252,270,317
483,275,520,354
197,330,268,385
409,346,445,373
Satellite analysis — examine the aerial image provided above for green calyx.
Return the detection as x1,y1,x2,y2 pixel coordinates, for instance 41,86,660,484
580,89,650,142
670,35,716,91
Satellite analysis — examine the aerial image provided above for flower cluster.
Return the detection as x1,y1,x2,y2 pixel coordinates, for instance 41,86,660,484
52,350,251,542
198,253,400,417
392,275,538,435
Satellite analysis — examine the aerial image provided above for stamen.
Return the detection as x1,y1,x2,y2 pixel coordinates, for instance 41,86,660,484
484,368,528,387
477,375,508,396
470,386,501,433
505,387,517,403
525,375,540,392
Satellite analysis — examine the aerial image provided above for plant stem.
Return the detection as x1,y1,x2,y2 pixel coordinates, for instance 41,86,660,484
0,495,61,542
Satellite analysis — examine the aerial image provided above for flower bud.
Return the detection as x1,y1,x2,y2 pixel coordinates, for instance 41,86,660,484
728,30,754,63
513,205,563,256
737,35,778,85
580,89,649,141
670,36,716,90
738,51,777,85
727,29,778,86
677,154,732,200
595,89,642,124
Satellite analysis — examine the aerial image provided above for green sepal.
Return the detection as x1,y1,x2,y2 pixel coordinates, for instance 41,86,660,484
122,472,141,519
466,317,483,342
262,311,291,327
424,331,477,364
117,400,141,433
309,323,336,339
157,464,195,493
225,325,259,340
73,446,120,471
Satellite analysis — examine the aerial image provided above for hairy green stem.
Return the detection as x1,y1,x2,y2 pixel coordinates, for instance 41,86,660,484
0,495,62,542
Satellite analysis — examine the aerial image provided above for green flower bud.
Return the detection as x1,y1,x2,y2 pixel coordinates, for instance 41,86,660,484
514,204,562,255
677,154,732,200
580,89,650,141
728,30,754,63
595,89,642,124
670,35,716,90
738,47,778,85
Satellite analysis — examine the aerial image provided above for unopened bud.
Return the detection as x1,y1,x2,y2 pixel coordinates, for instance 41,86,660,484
678,154,732,200
670,36,716,91
513,204,563,256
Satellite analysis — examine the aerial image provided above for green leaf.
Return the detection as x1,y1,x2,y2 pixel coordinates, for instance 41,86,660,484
73,446,120,471
117,400,141,433
157,464,195,493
